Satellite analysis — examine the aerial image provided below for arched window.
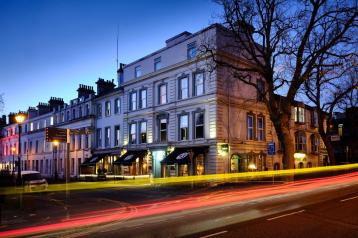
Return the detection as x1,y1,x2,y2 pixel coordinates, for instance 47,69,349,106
295,131,306,152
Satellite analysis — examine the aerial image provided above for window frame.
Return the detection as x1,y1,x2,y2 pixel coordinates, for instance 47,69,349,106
247,114,254,140
158,83,167,105
129,91,137,111
257,116,265,141
154,57,161,71
114,98,121,114
194,111,204,139
105,101,111,117
140,121,147,144
129,122,137,144
114,125,120,147
178,76,189,100
134,65,142,78
139,89,147,109
193,71,205,96
179,113,189,141
187,41,197,59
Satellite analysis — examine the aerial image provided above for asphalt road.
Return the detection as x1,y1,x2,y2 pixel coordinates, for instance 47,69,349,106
187,187,358,238
1,173,357,237
26,173,357,238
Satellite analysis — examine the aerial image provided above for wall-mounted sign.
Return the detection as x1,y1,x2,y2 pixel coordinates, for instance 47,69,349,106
267,142,275,155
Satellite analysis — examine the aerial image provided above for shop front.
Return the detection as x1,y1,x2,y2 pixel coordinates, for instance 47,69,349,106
80,153,111,175
230,151,267,172
114,150,149,176
161,147,207,177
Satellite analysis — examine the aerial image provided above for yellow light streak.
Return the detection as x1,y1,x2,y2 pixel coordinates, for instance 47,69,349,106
1,163,358,195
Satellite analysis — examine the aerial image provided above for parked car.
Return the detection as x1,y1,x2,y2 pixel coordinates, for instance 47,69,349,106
16,171,48,191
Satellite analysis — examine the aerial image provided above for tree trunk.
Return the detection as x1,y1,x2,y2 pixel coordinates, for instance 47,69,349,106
322,134,336,165
268,100,295,170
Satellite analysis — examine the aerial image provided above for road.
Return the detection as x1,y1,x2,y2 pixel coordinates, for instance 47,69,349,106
1,172,357,237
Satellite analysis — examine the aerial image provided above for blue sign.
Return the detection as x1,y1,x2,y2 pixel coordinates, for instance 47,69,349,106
267,142,275,155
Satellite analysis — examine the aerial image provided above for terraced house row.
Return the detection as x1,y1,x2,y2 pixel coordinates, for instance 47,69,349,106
0,24,328,179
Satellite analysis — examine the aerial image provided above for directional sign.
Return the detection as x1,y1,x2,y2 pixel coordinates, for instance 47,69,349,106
45,127,68,143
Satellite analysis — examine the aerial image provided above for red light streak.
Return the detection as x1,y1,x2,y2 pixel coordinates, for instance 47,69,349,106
1,172,357,237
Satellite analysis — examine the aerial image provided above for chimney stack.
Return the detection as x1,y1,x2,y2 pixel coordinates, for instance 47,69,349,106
37,102,51,115
77,84,95,98
96,78,116,96
117,63,125,86
48,97,64,111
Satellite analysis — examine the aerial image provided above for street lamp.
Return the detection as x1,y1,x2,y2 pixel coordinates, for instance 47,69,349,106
15,113,26,186
53,140,59,181
11,146,16,175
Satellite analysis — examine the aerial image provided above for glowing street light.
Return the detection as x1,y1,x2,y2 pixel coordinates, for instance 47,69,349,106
15,112,26,185
52,140,59,180
11,146,16,175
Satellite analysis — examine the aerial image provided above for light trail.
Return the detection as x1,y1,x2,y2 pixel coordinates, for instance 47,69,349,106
1,163,358,196
1,172,357,237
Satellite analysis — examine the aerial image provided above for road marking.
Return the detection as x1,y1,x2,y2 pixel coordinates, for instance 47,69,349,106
267,210,305,221
341,195,358,202
199,230,228,238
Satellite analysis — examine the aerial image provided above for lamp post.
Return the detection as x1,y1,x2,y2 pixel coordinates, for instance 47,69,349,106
53,140,59,181
15,113,26,186
11,146,16,175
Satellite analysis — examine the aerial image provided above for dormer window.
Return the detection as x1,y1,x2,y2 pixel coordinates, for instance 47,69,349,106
135,66,142,78
154,57,161,71
187,42,197,59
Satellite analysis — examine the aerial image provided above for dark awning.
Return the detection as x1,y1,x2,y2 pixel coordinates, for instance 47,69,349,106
161,147,208,165
81,153,109,167
114,150,147,166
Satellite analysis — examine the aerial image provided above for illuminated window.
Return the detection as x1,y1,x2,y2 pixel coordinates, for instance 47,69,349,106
50,116,54,126
30,122,34,131
129,123,137,144
140,121,147,144
294,107,305,123
179,114,189,140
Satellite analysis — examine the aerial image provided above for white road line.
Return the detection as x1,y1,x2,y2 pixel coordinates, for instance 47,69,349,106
341,195,358,202
267,210,305,221
199,230,228,238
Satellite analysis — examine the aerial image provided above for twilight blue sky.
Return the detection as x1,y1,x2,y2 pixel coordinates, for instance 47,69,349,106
0,0,221,115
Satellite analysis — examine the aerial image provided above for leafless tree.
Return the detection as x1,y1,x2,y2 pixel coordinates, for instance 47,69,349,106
202,0,357,168
304,56,358,164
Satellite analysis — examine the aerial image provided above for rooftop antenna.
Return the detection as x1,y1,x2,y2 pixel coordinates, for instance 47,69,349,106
116,24,119,70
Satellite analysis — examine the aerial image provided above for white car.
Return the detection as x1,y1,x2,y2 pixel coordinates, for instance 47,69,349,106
19,171,48,191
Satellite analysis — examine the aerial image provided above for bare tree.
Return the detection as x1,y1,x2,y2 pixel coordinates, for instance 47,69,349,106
304,57,358,164
202,0,357,169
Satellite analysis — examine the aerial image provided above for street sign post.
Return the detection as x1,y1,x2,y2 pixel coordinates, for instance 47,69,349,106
45,127,68,143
